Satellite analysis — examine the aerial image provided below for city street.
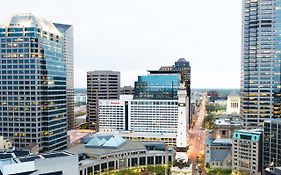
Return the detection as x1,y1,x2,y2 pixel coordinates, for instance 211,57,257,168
187,96,206,175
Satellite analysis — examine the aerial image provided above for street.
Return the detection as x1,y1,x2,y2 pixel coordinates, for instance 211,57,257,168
187,96,206,175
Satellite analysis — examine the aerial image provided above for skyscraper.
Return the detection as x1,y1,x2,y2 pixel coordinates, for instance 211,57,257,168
54,23,74,130
156,58,192,128
0,14,68,151
87,70,120,130
241,0,281,127
264,119,281,169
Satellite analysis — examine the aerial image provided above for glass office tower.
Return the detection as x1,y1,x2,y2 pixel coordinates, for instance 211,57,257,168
264,119,281,169
0,14,67,151
241,0,281,128
134,72,180,100
54,23,74,130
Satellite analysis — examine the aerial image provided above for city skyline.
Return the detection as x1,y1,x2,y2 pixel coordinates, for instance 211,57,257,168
0,0,241,89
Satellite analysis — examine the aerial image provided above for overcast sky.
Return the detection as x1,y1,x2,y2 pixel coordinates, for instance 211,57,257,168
1,0,241,89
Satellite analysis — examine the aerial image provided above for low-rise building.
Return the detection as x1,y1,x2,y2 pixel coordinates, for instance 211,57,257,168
232,129,263,175
205,131,232,169
67,133,174,175
212,116,242,139
226,91,240,115
0,151,78,175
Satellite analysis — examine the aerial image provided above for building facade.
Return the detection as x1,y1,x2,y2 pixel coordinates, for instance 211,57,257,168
74,93,87,104
226,91,240,115
87,71,120,130
264,119,281,169
241,0,281,127
0,14,68,151
134,72,180,100
99,97,179,135
205,137,232,169
68,133,173,175
232,129,263,175
54,23,75,130
0,151,78,175
120,86,134,95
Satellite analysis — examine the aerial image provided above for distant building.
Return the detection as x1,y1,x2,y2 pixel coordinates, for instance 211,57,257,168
0,151,78,175
205,136,232,169
87,71,120,130
207,91,219,102
120,86,134,95
68,133,173,175
74,93,87,104
232,129,263,175
226,91,240,115
264,119,281,169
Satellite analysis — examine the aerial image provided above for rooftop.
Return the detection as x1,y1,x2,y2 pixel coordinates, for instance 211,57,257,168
228,91,240,97
68,140,147,156
211,150,230,162
212,139,232,145
1,13,61,36
176,58,188,63
68,133,170,157
214,118,241,126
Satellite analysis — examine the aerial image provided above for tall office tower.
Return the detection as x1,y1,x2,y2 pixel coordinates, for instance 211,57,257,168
264,119,281,169
158,58,191,97
156,58,192,128
241,0,281,128
54,23,74,130
87,71,120,130
0,14,67,151
232,129,263,175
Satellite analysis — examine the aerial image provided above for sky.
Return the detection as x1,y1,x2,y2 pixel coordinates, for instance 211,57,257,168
0,0,242,89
